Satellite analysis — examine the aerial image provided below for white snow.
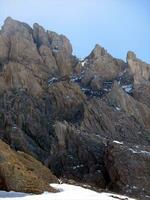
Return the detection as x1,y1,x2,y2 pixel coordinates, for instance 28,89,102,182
12,125,17,129
132,186,138,190
65,95,71,99
115,106,121,111
103,88,110,91
71,76,79,82
145,195,150,198
49,77,58,82
129,148,139,154
122,84,133,93
81,88,90,92
129,148,150,156
52,49,59,53
0,183,136,200
113,140,124,145
140,150,150,156
72,164,84,169
48,77,58,85
70,75,82,82
81,61,85,67
81,59,87,67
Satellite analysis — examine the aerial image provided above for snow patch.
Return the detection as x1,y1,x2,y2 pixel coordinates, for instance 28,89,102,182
113,141,124,145
129,148,150,156
103,88,110,92
52,49,59,53
65,95,71,99
122,84,133,93
115,106,121,111
81,59,88,67
132,186,138,190
145,195,150,199
0,183,136,200
72,164,84,170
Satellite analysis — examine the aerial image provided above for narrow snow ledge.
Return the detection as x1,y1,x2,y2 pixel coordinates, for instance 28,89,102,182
0,183,136,200
129,148,150,156
113,140,124,145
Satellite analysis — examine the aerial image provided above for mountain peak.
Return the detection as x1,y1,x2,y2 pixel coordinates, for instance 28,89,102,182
4,16,13,23
91,43,107,58
127,51,136,61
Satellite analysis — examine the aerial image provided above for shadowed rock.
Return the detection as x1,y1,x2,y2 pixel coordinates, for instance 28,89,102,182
107,81,150,129
46,121,108,188
105,142,150,199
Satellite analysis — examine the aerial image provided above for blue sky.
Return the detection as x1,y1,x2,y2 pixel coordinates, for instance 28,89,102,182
0,0,150,62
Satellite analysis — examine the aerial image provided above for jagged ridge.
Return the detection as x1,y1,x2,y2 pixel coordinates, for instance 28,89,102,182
0,17,150,199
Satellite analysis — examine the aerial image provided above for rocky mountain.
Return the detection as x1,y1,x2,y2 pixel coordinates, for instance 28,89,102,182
0,17,150,199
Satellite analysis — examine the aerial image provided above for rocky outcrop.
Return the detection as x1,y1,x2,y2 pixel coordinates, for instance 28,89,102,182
33,23,75,76
46,121,108,188
86,44,125,79
0,139,58,194
0,81,86,162
39,45,58,75
48,81,86,122
0,62,43,95
0,17,76,96
0,18,48,95
127,51,150,85
0,91,52,162
133,82,150,109
107,81,150,129
76,44,126,89
81,98,150,146
0,34,9,64
47,31,75,75
105,142,150,199
1,17,41,64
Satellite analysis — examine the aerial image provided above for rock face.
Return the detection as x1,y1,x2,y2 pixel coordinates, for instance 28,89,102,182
107,81,150,129
0,90,54,162
48,81,86,122
81,98,150,146
127,51,150,85
0,62,43,95
0,17,150,199
86,44,125,79
75,44,126,90
0,139,58,194
0,17,75,96
105,142,150,199
33,23,75,76
46,121,108,188
47,31,74,75
133,82,150,108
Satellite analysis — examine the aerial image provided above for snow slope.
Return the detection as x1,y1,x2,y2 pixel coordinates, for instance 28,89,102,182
0,183,136,200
